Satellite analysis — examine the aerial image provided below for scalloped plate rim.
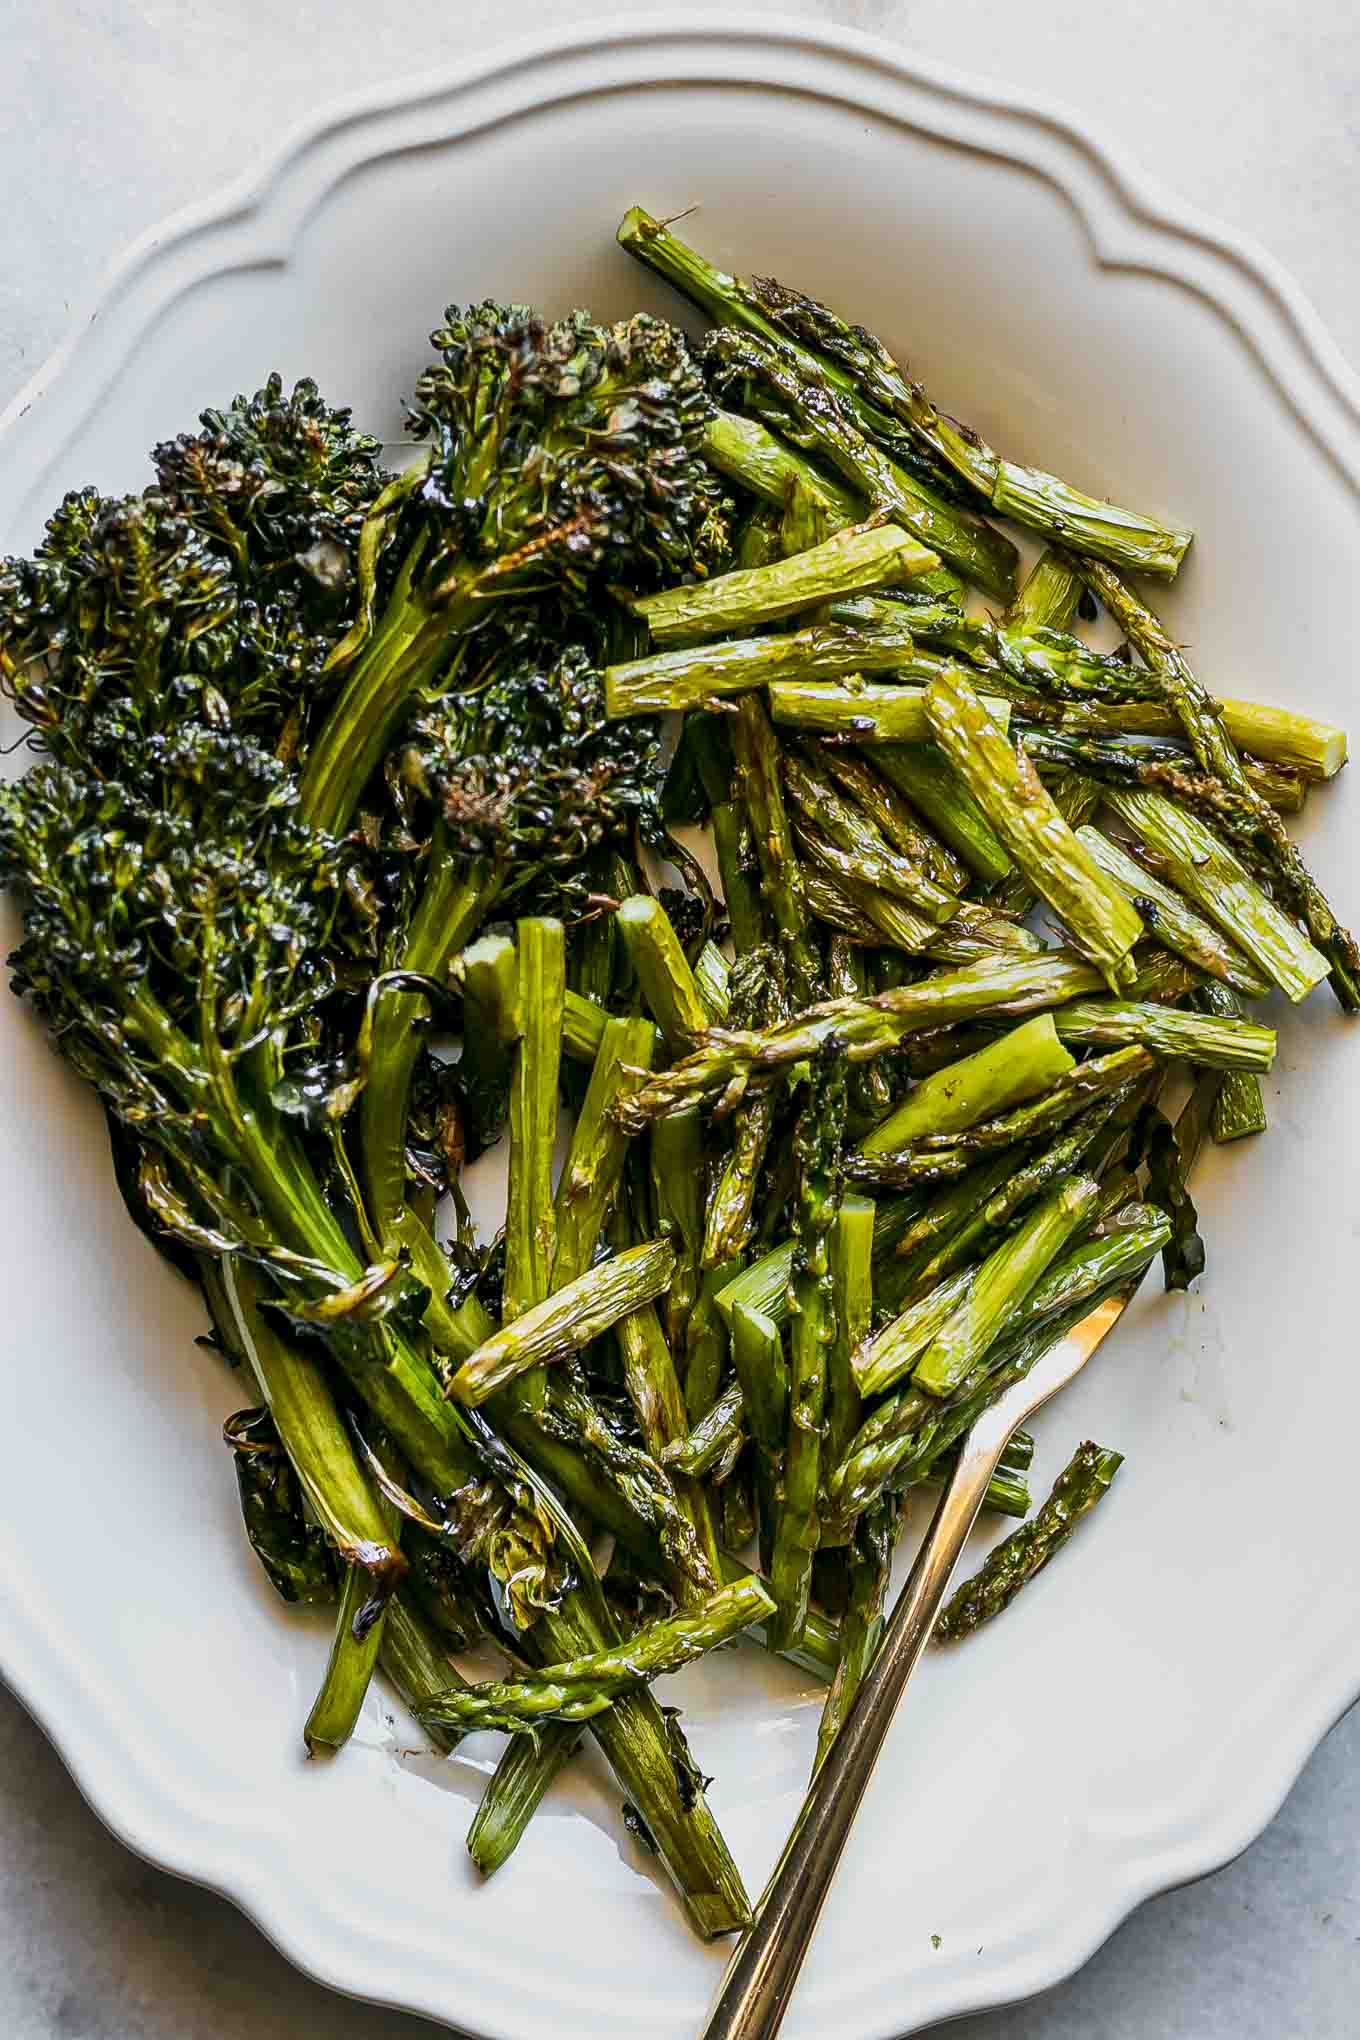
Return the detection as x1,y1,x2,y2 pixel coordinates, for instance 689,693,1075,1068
2,16,1358,2037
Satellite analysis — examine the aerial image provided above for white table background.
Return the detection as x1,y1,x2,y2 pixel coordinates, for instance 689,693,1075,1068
2,2,1357,2034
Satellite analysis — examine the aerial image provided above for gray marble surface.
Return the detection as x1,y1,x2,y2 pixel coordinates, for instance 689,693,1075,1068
2,2,1358,2034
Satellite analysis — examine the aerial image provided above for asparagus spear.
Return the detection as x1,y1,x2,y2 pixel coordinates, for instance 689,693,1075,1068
712,801,767,953
1102,787,1328,1003
770,1067,846,1648
835,594,1164,706
503,919,565,1414
1051,995,1275,1070
1004,548,1084,632
797,842,1040,962
553,1015,658,1282
468,1726,584,1876
825,1192,875,1483
1197,982,1267,1141
613,1287,724,1595
606,624,1014,722
936,1443,1123,1640
666,1379,746,1479
768,673,1014,743
857,1015,1075,1158
872,743,1013,883
783,749,961,923
695,322,1020,600
1065,694,1346,779
1073,824,1269,997
1135,1072,1219,1291
1019,721,1308,814
448,1240,677,1405
651,1107,706,1358
621,209,1190,578
925,665,1144,990
702,408,862,528
731,693,823,1006
634,523,938,645
685,1259,743,1425
1076,557,1359,1007
378,1592,472,1757
855,1264,976,1399
853,1048,1152,1188
913,1176,1100,1397
817,747,969,892
814,1496,895,1771
828,1216,1167,1519
617,951,1106,1126
615,894,710,1049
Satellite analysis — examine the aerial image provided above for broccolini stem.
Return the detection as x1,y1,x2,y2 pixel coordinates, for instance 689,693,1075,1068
502,920,565,1415
936,1442,1123,1640
359,844,502,1244
702,408,862,528
467,1724,584,1876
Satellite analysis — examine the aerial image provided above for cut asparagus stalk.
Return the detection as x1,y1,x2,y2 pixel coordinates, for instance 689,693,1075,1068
1004,548,1083,632
936,1442,1123,1640
1103,787,1329,1003
1077,556,1359,1006
857,1015,1075,1158
665,1379,746,1479
827,1216,1167,1520
712,800,767,953
1074,824,1269,997
702,408,863,528
694,941,732,1022
468,1725,584,1876
1053,994,1275,1070
606,620,1014,721
685,1258,743,1425
1196,982,1267,1141
502,919,565,1415
925,665,1144,989
825,1193,875,1484
770,1070,846,1649
783,748,961,923
634,522,938,645
553,1015,658,1282
835,595,1164,706
649,1109,706,1367
616,894,710,1048
872,743,1013,883
814,1496,895,1772
855,1265,976,1398
448,1239,677,1406
731,694,822,1005
378,1592,470,1758
613,1288,724,1597
618,951,1107,1126
704,1087,778,1266
768,674,1013,744
453,930,520,1150
421,1578,776,1734
913,1175,1101,1397
817,747,969,892
1068,694,1346,779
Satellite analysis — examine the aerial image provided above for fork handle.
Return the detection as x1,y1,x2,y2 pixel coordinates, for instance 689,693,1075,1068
700,1416,1014,2040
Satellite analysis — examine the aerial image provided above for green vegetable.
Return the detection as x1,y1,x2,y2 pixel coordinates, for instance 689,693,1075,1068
936,1443,1124,1640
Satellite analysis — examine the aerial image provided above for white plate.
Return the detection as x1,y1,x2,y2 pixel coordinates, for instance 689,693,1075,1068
2,18,1359,2039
